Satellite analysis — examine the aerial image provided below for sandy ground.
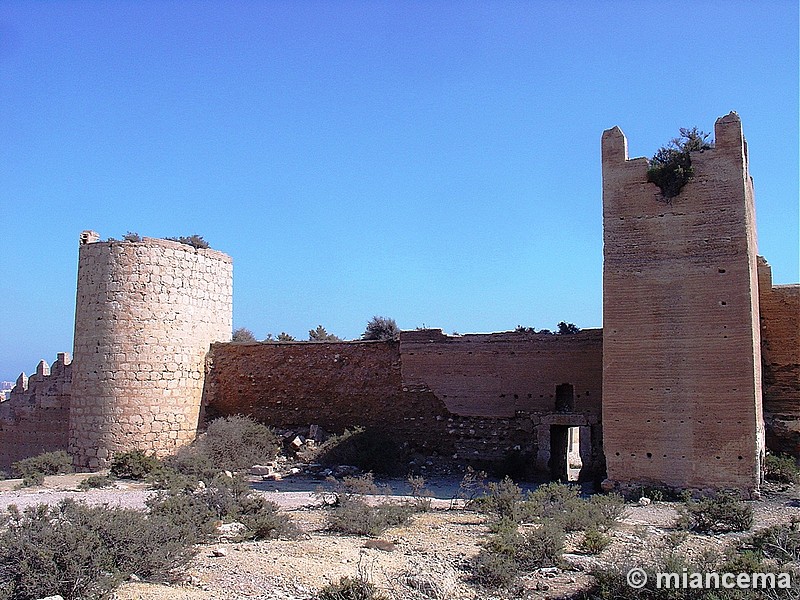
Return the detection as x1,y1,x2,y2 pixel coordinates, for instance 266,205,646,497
1,474,797,600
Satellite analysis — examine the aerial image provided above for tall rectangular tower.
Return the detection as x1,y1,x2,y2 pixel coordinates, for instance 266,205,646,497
601,112,764,495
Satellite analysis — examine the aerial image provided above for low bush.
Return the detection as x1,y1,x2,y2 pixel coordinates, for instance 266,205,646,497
147,471,300,542
0,499,197,600
239,499,302,541
470,476,523,521
575,544,797,600
146,489,218,541
458,466,488,504
318,575,387,600
517,522,564,569
327,497,414,537
474,520,563,588
18,472,44,488
580,528,611,555
738,521,800,563
11,450,73,479
321,474,416,537
78,474,115,490
407,475,433,512
110,449,161,480
161,448,217,483
193,415,280,474
520,482,624,532
765,454,800,484
676,492,753,533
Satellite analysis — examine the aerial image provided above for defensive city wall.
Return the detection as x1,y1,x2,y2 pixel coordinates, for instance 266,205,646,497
1,113,797,495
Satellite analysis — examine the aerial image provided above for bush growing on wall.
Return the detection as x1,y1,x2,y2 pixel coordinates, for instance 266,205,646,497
646,127,713,199
308,325,342,341
165,234,210,249
232,327,257,343
362,316,399,341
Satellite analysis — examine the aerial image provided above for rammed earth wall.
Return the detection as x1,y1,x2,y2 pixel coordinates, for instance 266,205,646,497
601,113,765,495
69,236,232,468
758,258,800,456
204,329,607,481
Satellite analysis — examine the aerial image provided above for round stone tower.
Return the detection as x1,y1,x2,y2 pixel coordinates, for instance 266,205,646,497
69,233,233,468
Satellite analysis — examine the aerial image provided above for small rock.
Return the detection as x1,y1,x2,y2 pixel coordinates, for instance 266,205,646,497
36,596,64,600
250,464,274,476
211,547,228,557
128,573,140,582
639,496,652,506
600,478,616,493
263,473,282,481
289,467,301,475
216,521,247,539
290,436,304,450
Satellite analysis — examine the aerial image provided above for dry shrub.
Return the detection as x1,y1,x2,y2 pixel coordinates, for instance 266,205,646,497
0,499,197,600
12,450,73,479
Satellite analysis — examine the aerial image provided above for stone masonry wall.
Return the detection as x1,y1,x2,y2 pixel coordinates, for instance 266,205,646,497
601,113,765,495
204,330,606,481
0,354,72,471
69,235,233,468
758,257,800,456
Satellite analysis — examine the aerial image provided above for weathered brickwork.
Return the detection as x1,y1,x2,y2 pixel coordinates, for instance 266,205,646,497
0,354,71,470
69,236,233,467
203,330,606,481
758,257,800,456
602,113,765,495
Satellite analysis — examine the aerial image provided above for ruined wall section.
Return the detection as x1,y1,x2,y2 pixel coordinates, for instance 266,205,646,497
758,257,800,456
70,235,233,468
400,329,605,480
602,113,764,494
0,354,71,470
204,330,606,480
204,340,450,444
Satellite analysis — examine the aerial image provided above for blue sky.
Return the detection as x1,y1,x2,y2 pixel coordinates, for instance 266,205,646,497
1,1,798,382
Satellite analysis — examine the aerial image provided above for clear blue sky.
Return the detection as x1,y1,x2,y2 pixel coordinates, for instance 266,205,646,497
1,1,798,382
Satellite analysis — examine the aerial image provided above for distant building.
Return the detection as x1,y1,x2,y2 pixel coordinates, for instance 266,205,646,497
0,382,14,401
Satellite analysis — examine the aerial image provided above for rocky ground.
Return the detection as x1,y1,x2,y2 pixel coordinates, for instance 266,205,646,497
0,473,797,600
